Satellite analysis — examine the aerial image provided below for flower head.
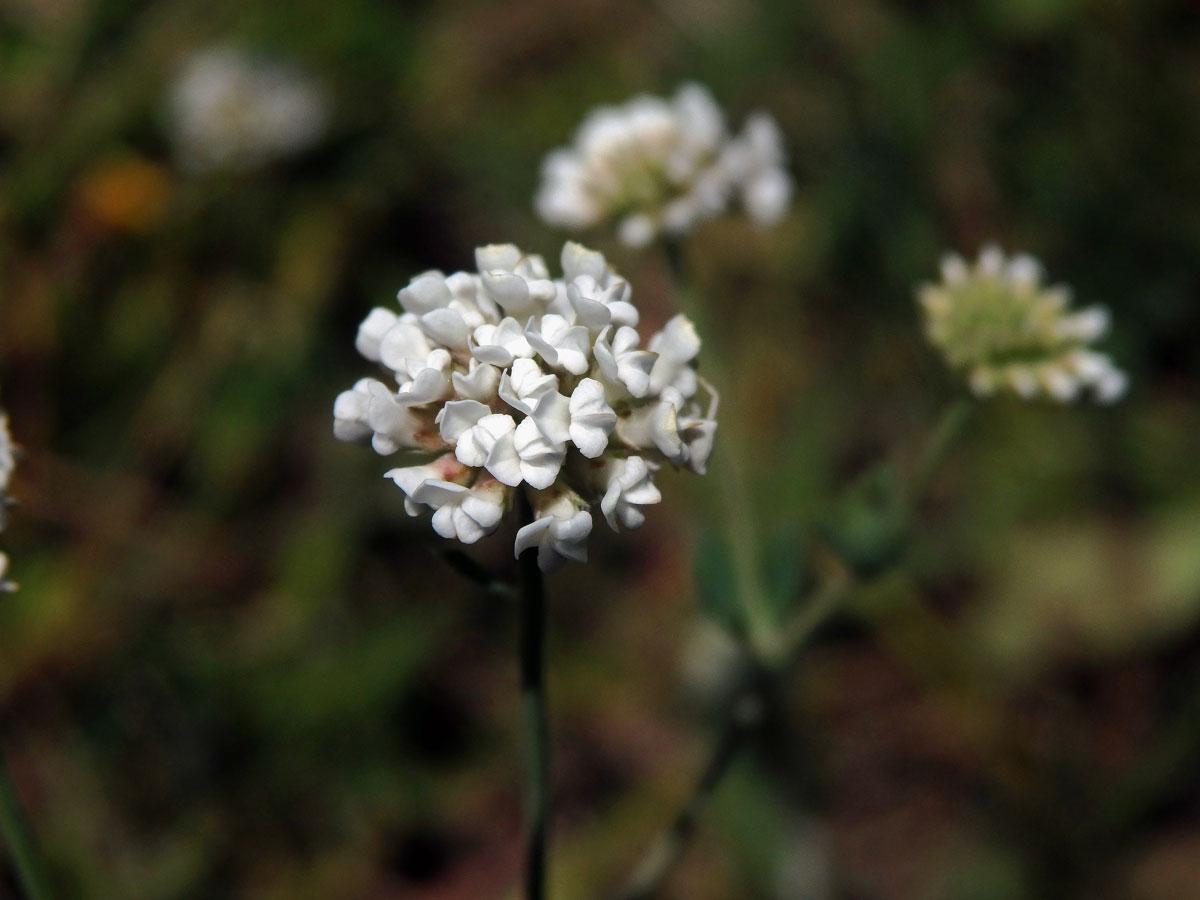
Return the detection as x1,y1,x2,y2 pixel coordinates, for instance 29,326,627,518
535,83,791,247
335,242,716,571
918,245,1128,403
168,45,329,173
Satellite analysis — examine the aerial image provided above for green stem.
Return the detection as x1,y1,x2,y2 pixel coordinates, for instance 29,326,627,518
516,491,550,900
617,573,851,899
615,397,973,897
908,398,974,509
778,570,855,666
0,749,52,900
663,241,778,659
618,693,764,900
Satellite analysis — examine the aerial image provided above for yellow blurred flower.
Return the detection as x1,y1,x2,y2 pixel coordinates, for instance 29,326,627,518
75,154,170,233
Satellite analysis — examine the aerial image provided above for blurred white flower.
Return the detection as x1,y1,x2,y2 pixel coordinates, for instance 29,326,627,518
1,409,16,591
335,241,716,570
0,411,13,500
0,410,14,532
168,45,329,173
535,83,791,247
918,245,1128,403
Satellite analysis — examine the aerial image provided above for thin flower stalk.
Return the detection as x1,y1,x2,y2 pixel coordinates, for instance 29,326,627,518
662,242,778,661
0,760,53,900
517,492,550,900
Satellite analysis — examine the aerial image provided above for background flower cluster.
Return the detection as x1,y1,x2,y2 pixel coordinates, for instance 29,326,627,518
536,82,792,247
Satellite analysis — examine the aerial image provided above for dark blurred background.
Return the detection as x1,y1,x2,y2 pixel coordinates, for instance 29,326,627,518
1,0,1199,897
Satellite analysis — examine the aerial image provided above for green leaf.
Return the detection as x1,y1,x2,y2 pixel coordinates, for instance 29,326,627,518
693,526,743,636
762,523,810,626
818,463,909,579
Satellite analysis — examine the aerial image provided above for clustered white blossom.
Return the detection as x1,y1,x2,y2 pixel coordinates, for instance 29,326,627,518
0,409,16,592
918,245,1128,403
168,45,329,174
334,242,716,571
535,83,792,247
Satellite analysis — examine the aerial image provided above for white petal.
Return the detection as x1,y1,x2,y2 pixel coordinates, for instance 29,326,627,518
568,378,616,457
530,390,571,446
679,418,717,474
593,328,621,384
514,517,553,559
482,271,536,319
1041,366,1080,402
600,456,661,531
499,357,559,416
396,369,450,407
379,319,432,375
333,380,374,443
438,399,490,444
548,511,592,567
618,214,656,248
561,242,607,282
451,362,501,403
1006,254,1042,291
420,308,470,349
650,314,701,363
1096,368,1128,403
743,167,791,226
475,243,522,272
483,428,524,486
355,308,398,361
1058,306,1110,342
366,382,424,454
514,417,566,489
978,244,1005,278
460,487,505,535
456,413,515,469
412,478,469,507
398,273,451,314
1007,366,1039,398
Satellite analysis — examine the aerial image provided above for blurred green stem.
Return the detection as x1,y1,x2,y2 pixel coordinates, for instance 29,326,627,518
618,693,764,900
778,568,855,663
0,750,52,900
517,490,550,900
663,240,779,660
908,398,974,509
617,574,848,899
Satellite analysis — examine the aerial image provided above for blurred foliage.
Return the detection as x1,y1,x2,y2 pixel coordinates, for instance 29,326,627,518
1,0,1200,898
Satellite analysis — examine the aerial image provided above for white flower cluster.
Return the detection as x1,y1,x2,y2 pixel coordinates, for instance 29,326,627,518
168,45,329,174
535,83,791,247
334,242,716,571
0,410,16,592
918,246,1128,403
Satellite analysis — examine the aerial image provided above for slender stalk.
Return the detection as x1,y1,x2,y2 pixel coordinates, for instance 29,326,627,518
618,693,764,900
616,397,976,898
663,241,778,659
778,570,854,665
0,750,52,900
617,572,851,899
908,397,974,509
516,490,550,900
